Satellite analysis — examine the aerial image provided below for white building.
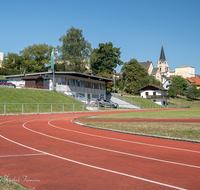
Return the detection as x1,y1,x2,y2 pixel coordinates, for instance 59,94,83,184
138,84,169,106
0,52,3,67
4,71,113,104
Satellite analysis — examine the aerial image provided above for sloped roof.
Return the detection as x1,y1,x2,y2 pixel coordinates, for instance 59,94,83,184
186,77,200,85
176,64,194,68
151,68,159,75
139,61,152,70
22,75,44,80
138,84,167,91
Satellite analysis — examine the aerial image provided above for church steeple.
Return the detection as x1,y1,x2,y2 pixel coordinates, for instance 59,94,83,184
160,44,166,62
157,43,170,74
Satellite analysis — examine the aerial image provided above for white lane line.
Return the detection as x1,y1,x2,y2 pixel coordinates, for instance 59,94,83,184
0,134,187,190
27,121,200,169
21,120,200,169
0,153,44,158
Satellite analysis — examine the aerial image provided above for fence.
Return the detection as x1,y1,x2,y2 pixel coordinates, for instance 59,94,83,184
0,103,186,116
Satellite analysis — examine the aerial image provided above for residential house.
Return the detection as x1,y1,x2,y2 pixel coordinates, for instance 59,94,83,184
161,75,172,90
186,77,200,89
138,84,169,106
139,61,162,82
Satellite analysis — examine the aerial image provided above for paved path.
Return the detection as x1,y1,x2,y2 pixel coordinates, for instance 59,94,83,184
0,110,200,189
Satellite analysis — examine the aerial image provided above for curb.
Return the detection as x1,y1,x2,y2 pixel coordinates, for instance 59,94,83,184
73,121,200,144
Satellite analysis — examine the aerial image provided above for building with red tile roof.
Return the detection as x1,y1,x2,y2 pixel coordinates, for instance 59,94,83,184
186,77,200,89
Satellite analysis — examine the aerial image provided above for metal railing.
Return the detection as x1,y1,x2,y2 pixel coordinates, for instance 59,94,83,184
0,103,186,116
146,95,170,99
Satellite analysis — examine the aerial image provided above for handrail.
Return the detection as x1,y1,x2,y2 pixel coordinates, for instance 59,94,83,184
20,84,48,89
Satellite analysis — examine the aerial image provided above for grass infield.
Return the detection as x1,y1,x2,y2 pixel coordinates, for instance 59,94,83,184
82,108,200,119
80,108,200,140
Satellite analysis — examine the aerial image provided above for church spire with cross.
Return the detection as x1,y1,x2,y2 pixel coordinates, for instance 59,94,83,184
157,43,170,74
160,44,166,62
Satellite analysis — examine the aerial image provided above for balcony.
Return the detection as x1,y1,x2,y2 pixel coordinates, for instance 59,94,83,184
146,95,170,100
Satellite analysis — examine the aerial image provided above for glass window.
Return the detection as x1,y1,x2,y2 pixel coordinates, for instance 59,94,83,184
57,78,62,85
92,94,99,98
70,79,75,86
80,80,85,87
62,78,66,85
76,80,80,87
85,82,91,88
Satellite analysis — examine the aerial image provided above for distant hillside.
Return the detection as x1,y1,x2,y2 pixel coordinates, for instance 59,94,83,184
168,96,200,108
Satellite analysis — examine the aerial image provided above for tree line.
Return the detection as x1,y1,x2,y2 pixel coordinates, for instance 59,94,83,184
3,26,199,97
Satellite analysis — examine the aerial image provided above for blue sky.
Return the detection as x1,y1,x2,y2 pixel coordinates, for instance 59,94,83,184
1,0,200,74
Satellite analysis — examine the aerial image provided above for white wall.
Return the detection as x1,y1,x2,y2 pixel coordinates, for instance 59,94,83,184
0,52,3,62
141,90,166,98
8,78,25,88
140,90,167,106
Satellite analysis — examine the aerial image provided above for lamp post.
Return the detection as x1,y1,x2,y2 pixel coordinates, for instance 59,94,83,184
51,48,58,91
113,75,119,93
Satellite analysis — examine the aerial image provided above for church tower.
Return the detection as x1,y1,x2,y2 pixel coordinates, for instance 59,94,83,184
157,44,170,74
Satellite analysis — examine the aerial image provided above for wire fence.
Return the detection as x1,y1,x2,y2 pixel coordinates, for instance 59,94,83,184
0,103,186,116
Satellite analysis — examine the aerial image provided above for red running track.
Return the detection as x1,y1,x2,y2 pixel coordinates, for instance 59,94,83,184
0,110,200,190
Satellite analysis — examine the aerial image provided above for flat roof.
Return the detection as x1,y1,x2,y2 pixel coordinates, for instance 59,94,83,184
4,71,113,82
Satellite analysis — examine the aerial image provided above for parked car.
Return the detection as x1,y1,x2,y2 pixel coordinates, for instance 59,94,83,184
95,99,118,108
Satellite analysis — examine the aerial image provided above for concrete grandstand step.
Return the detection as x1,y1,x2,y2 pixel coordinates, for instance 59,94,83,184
111,96,140,109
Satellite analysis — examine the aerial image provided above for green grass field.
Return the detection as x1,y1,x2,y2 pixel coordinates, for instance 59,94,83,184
83,108,200,119
168,96,200,108
0,88,85,114
117,95,200,108
81,108,200,140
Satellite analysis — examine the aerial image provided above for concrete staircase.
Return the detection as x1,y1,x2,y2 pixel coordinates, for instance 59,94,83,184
111,96,140,109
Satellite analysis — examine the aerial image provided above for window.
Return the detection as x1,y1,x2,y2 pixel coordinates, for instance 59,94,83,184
146,92,148,96
92,94,99,98
85,82,91,88
62,78,66,85
69,79,75,86
80,80,85,87
76,80,80,87
153,100,156,102
153,92,156,95
57,78,62,85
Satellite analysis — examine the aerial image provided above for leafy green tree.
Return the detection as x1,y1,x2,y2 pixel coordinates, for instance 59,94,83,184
138,75,162,89
20,44,54,72
186,84,199,100
167,83,178,97
90,42,123,75
2,53,25,70
58,27,92,73
121,59,148,94
97,73,113,92
169,76,189,96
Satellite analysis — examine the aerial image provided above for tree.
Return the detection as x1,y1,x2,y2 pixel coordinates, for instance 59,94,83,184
138,75,162,89
90,42,123,75
186,84,199,100
121,59,148,94
168,76,189,96
58,27,92,73
20,44,54,72
97,73,113,92
2,53,25,70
